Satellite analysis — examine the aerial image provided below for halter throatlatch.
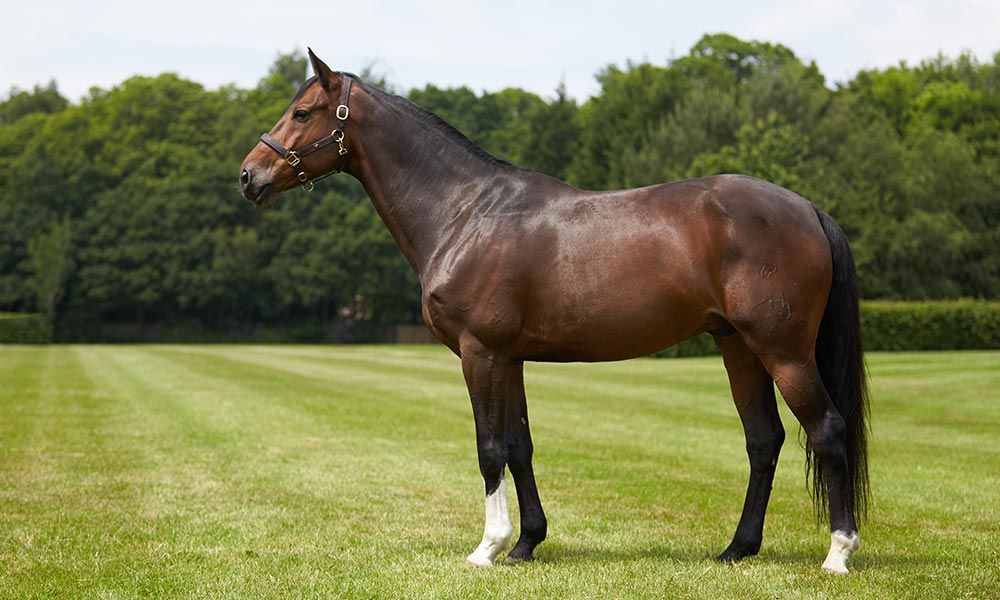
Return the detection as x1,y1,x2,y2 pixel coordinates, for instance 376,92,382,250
259,73,354,191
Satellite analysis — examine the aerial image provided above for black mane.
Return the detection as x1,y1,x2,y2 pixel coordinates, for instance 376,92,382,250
365,84,515,169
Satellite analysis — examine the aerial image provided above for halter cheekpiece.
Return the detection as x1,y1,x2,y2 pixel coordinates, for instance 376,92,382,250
259,73,354,191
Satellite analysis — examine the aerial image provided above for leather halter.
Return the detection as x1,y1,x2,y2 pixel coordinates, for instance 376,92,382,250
259,73,354,191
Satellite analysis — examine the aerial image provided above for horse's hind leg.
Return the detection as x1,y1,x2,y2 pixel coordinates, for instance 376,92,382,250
762,355,860,574
715,333,785,562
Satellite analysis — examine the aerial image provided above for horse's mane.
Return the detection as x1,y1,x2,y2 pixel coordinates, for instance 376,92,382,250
363,82,515,170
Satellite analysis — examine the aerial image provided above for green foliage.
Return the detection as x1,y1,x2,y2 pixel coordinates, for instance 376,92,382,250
0,313,51,343
861,300,1000,350
523,82,580,179
567,61,687,189
0,81,67,124
1,39,999,341
653,333,719,358
687,115,827,200
27,215,73,317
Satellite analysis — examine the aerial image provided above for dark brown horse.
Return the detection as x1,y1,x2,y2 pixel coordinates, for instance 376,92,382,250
239,50,870,574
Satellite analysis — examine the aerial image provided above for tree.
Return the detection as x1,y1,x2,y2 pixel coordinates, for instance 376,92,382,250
27,215,73,318
620,85,747,186
523,82,580,180
0,81,68,124
567,62,688,189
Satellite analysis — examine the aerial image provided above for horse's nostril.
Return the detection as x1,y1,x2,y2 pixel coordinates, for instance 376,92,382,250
240,169,251,188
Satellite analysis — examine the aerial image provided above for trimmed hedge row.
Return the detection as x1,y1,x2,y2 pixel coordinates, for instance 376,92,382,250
861,300,1000,351
655,300,1000,357
4,302,999,350
0,313,52,344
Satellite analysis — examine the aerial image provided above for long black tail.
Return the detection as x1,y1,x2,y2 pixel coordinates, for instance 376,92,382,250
811,206,870,523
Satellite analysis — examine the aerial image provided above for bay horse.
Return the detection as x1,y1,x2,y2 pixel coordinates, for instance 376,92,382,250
239,49,870,574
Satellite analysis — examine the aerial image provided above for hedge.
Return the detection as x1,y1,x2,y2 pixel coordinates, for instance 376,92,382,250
860,300,1000,351
5,301,1000,350
654,300,1000,357
0,313,52,344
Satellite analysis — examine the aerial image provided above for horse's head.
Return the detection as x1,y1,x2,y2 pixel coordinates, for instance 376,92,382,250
239,49,354,207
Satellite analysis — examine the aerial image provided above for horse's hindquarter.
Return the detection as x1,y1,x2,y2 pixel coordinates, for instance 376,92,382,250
708,176,833,360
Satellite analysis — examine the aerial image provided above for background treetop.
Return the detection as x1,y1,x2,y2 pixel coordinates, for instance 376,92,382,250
1,34,997,341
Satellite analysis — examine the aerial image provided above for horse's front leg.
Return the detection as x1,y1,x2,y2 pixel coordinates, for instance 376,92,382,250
461,342,514,567
504,362,547,562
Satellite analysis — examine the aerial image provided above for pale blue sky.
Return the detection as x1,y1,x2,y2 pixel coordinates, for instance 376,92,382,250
3,0,998,102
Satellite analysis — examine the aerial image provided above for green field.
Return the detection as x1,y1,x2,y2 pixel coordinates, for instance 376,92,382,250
1,346,997,598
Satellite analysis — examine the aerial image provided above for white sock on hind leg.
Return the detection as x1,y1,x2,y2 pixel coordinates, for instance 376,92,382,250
821,530,860,574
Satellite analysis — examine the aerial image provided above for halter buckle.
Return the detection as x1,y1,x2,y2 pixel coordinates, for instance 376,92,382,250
286,151,301,167
336,105,349,120
302,180,315,192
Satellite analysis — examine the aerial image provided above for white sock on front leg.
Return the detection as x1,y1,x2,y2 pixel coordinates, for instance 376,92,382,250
465,474,513,567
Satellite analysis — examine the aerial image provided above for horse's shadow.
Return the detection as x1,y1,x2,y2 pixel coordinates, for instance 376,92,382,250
519,543,926,571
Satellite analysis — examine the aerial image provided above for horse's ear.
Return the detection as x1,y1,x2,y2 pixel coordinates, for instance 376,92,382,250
307,47,335,90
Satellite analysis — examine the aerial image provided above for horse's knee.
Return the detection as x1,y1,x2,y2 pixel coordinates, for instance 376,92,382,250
477,440,508,483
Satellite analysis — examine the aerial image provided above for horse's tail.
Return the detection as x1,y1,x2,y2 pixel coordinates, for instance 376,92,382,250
811,206,870,523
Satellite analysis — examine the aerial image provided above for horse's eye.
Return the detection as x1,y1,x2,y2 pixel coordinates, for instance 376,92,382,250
293,109,309,122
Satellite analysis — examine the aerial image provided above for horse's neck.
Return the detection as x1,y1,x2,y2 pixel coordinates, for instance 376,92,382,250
347,90,515,279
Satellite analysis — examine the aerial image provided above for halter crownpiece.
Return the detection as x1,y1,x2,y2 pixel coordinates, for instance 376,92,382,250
259,73,354,191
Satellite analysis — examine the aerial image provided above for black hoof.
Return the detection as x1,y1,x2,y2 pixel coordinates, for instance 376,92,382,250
716,542,760,563
505,540,538,564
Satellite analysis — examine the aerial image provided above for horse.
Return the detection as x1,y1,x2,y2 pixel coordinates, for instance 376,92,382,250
239,49,870,574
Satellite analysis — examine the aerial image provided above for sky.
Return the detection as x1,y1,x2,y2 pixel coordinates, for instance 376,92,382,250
2,0,999,102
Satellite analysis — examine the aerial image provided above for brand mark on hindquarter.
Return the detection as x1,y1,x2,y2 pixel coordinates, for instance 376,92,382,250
767,291,792,320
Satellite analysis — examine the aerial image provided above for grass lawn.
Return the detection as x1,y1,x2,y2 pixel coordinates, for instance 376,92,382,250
1,345,997,598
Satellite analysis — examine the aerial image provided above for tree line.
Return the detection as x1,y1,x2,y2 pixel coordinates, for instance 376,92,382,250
1,34,998,340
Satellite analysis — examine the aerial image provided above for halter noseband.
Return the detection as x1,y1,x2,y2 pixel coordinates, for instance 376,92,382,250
259,73,354,191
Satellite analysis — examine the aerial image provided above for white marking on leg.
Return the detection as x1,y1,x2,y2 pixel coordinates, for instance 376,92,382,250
465,471,513,567
821,530,860,574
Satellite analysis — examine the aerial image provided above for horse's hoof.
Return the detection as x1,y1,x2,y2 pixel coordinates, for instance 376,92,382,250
505,546,536,564
716,542,759,563
716,550,740,563
464,554,495,568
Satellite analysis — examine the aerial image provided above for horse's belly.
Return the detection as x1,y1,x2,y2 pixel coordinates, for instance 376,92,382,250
516,284,712,362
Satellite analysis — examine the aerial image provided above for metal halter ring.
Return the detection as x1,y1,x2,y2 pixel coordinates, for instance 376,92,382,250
336,105,349,120
296,170,314,191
